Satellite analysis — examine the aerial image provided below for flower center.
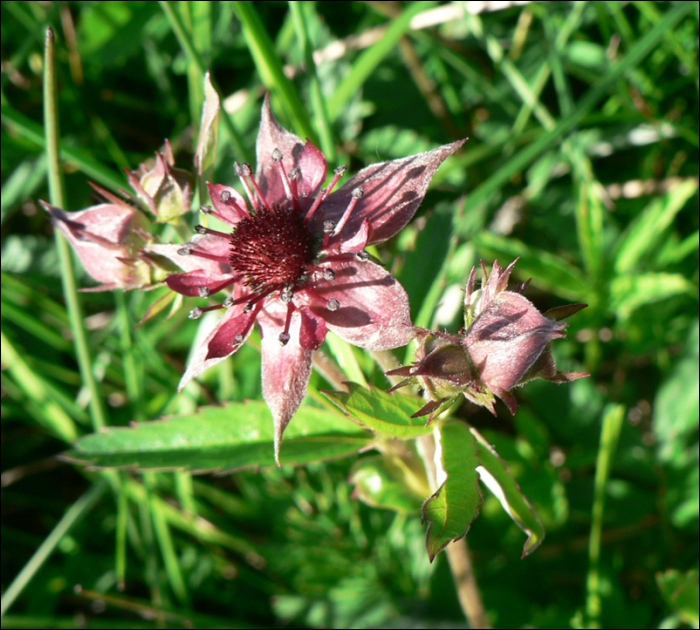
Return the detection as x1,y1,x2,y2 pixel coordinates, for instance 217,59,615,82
228,206,316,293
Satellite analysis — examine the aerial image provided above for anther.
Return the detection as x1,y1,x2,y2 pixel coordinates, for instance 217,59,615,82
323,220,336,233
200,204,213,214
332,186,364,236
188,306,203,319
243,302,254,313
220,190,231,203
222,297,235,308
279,332,291,346
198,287,211,298
323,268,336,281
327,298,340,311
271,148,283,162
305,165,347,223
178,245,193,256
235,161,260,212
289,167,300,180
233,334,244,345
357,250,369,261
194,224,230,239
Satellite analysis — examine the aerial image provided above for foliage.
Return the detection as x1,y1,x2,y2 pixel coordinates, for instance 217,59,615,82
2,2,698,628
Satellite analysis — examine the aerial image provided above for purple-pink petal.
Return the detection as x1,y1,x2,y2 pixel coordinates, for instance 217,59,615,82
207,182,248,224
311,259,413,350
258,309,315,465
320,139,466,244
165,270,234,297
179,305,255,390
256,95,327,207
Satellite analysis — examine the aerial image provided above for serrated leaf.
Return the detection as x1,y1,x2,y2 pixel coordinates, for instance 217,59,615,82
323,383,433,438
610,272,696,320
423,422,482,561
470,426,545,557
615,179,698,274
64,401,371,471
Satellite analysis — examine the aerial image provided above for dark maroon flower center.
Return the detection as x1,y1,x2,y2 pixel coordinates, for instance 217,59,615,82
228,206,316,293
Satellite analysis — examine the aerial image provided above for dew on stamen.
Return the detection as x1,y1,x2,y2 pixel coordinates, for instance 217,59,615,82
189,306,203,319
279,332,291,346
352,187,365,199
198,287,211,298
327,298,340,311
323,268,336,281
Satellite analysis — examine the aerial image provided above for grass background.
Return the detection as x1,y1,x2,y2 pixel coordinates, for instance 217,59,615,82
1,1,698,628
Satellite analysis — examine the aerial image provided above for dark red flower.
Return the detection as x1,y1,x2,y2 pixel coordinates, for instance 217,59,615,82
152,95,465,462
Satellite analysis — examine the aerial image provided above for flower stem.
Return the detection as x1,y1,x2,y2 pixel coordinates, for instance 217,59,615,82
44,26,107,431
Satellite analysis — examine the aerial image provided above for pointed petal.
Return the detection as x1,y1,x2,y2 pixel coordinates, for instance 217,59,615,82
311,260,413,350
164,269,234,296
256,94,327,207
179,304,256,390
207,182,248,224
321,139,465,244
258,309,314,466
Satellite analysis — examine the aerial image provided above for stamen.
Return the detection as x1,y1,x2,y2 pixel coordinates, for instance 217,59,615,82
279,303,295,346
323,268,336,281
280,283,294,304
271,148,294,204
327,298,340,311
188,302,228,319
305,165,347,223
356,250,369,261
194,225,230,239
332,187,364,237
235,162,261,213
180,248,230,264
288,167,300,208
233,334,244,345
198,286,211,298
219,190,249,218
200,204,238,226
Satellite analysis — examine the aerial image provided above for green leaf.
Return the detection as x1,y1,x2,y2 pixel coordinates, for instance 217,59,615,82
64,402,372,471
473,232,589,301
471,426,545,557
422,421,482,561
615,179,698,274
349,453,427,514
323,383,433,439
656,569,700,628
610,272,696,320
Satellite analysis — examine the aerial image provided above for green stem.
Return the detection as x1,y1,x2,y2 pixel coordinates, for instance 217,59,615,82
585,404,625,628
288,1,336,161
44,26,107,431
0,480,108,618
159,0,249,161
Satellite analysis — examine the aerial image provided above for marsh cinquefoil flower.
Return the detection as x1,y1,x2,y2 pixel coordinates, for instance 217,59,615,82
388,259,589,418
151,96,465,462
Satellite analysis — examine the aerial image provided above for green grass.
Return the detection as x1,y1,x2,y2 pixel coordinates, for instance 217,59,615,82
2,2,698,628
